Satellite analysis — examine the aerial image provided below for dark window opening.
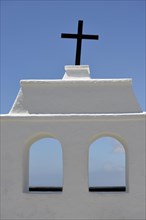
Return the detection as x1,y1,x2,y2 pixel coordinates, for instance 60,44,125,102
89,186,126,192
29,186,63,192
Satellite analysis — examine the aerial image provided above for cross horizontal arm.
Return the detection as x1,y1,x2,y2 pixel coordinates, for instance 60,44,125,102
61,33,99,40
82,34,99,40
61,33,78,39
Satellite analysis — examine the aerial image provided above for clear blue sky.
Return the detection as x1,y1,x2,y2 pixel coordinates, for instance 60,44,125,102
0,0,145,189
29,137,126,187
1,0,145,113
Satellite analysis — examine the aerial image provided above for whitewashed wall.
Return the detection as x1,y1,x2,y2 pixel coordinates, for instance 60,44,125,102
0,66,145,219
0,114,145,219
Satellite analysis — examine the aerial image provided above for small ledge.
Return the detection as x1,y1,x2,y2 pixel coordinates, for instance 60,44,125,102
1,112,146,120
20,78,132,85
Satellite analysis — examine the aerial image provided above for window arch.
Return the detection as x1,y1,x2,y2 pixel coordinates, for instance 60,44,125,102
89,136,126,192
29,137,63,192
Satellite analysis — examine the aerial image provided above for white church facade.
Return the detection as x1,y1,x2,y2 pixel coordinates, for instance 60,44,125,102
0,65,145,219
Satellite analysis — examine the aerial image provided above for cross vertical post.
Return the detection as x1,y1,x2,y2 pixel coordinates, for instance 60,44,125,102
75,20,83,65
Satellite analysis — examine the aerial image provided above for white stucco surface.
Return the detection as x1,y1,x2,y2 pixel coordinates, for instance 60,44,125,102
1,113,146,219
0,66,145,219
10,80,141,115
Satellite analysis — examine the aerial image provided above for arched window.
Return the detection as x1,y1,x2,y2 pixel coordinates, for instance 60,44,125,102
29,137,63,192
89,136,126,192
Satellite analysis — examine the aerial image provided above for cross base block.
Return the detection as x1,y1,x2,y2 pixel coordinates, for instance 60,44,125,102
63,65,90,80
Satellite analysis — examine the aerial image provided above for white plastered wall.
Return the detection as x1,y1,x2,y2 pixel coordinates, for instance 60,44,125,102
0,66,145,219
0,114,145,219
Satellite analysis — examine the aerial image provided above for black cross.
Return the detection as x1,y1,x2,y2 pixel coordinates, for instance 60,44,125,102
61,20,99,65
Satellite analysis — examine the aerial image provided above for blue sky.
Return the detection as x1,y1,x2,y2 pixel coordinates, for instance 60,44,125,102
89,137,126,187
29,137,125,187
29,138,63,187
1,0,145,113
1,0,145,189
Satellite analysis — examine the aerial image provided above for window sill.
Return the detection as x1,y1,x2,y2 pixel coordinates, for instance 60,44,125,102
29,187,63,192
89,186,126,192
